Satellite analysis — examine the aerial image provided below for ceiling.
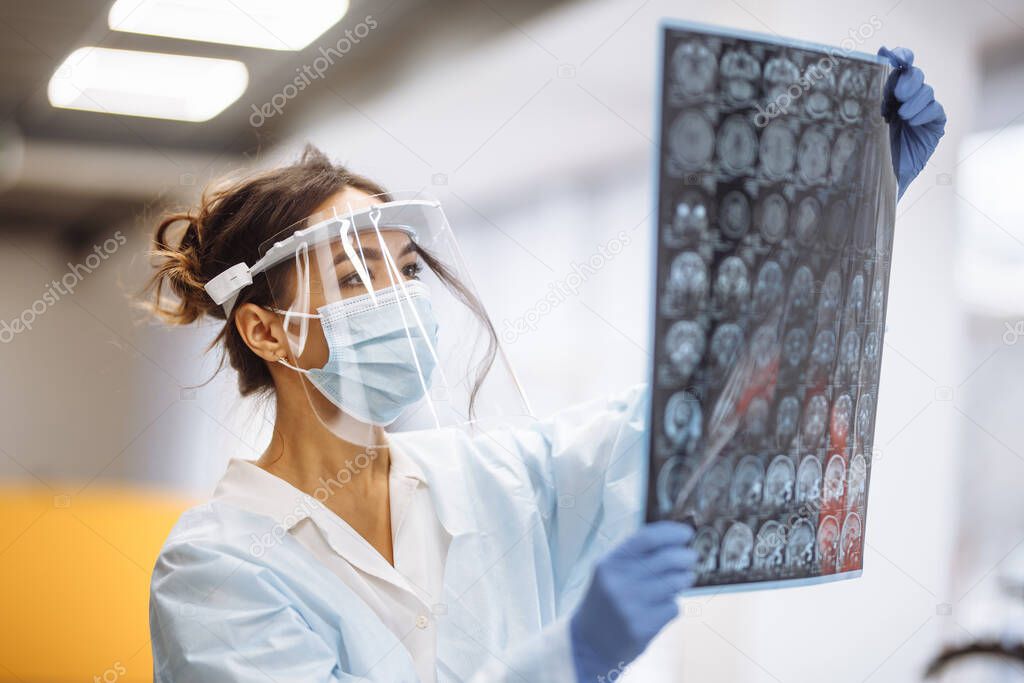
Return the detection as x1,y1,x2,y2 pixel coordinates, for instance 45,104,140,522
8,0,1017,242
0,0,386,153
0,0,572,240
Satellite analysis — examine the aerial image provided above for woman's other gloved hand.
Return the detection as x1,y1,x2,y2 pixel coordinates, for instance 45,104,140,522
569,521,698,682
878,46,947,199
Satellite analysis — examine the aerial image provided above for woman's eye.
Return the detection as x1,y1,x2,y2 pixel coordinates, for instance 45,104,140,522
338,262,420,289
339,271,368,288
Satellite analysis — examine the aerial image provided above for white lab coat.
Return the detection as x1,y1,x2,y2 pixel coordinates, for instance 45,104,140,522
150,385,648,682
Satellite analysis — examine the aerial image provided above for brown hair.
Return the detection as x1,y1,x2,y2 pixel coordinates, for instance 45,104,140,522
144,144,497,410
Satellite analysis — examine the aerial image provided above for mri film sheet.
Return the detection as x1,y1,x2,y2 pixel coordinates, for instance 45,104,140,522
645,21,897,593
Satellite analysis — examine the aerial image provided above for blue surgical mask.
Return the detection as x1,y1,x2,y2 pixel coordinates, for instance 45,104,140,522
280,281,439,426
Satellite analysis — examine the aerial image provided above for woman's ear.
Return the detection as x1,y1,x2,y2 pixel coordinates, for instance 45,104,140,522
234,303,288,363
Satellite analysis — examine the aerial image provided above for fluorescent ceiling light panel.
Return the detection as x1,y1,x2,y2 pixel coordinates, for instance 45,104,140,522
48,47,248,122
108,0,351,51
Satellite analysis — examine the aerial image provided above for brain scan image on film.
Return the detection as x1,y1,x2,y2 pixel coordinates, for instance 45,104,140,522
763,455,796,508
810,329,837,370
762,56,800,102
862,329,881,375
664,390,702,452
759,121,797,179
797,127,830,184
694,527,721,574
793,196,823,246
662,251,708,315
648,23,894,591
830,394,854,445
825,199,851,250
817,269,843,322
869,277,885,323
720,522,754,573
838,512,863,569
717,114,758,174
670,110,716,169
753,260,785,314
720,48,760,105
672,40,717,96
775,396,801,446
710,322,744,372
719,190,752,239
713,256,750,312
845,272,866,323
730,455,765,510
741,396,771,443
783,327,810,370
789,265,816,312
831,129,860,184
753,521,786,571
655,455,687,515
847,453,868,508
801,394,829,448
838,66,870,123
750,325,779,371
816,516,841,570
695,460,732,520
756,193,789,244
796,455,822,505
856,393,875,443
666,192,711,246
665,319,707,380
823,454,847,506
785,519,816,569
838,331,861,383
803,62,836,119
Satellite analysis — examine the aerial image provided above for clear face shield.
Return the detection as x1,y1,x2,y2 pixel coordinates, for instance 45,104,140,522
253,192,533,447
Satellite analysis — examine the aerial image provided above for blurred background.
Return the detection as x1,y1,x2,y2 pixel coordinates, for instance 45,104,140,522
0,0,1022,680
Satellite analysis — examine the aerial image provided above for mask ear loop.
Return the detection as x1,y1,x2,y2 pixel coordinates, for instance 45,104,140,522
276,355,310,374
367,207,447,428
277,242,312,374
280,242,311,350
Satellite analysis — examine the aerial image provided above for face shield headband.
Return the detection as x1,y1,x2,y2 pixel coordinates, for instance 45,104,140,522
202,198,432,316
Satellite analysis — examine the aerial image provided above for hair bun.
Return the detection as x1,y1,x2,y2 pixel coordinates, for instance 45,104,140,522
139,143,391,397
145,211,219,324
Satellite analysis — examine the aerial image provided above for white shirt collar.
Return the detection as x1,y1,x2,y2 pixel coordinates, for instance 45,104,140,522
213,458,324,530
212,445,427,533
213,447,437,596
389,443,427,486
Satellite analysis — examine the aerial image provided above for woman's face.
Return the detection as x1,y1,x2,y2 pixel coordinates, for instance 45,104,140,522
282,189,426,371
304,189,422,301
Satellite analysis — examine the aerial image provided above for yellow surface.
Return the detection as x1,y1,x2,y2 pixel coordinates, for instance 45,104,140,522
0,485,190,682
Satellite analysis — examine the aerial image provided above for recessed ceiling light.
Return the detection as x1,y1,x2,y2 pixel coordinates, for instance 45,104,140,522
108,0,351,51
48,47,249,122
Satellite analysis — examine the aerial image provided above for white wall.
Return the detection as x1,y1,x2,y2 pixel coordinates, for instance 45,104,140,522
941,120,1024,681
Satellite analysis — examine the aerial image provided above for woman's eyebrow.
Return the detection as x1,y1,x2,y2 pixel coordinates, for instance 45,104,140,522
332,240,417,266
334,246,380,265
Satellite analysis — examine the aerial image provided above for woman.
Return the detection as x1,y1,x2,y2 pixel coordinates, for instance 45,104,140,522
148,47,943,682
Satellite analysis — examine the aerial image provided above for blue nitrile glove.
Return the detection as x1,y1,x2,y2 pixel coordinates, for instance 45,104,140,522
878,46,947,199
569,521,698,682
